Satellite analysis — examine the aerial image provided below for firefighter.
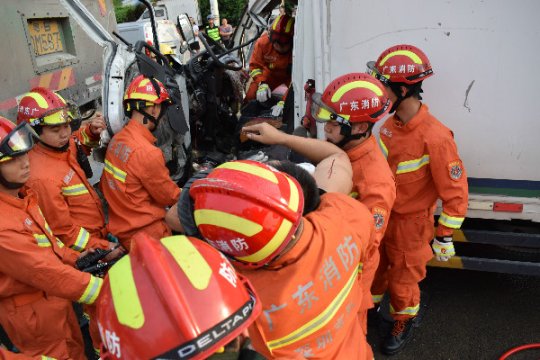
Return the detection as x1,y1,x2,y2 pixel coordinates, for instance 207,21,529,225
168,138,376,358
366,44,468,354
16,87,121,256
308,73,397,333
0,116,103,360
96,233,262,360
100,75,180,251
244,14,294,104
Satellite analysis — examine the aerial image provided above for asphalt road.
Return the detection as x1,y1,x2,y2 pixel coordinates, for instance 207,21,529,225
367,267,540,360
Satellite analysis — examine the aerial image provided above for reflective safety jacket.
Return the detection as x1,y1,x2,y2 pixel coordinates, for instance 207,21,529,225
347,135,396,312
378,104,468,237
0,187,103,304
243,193,374,360
100,120,180,248
27,126,109,253
347,135,396,249
246,32,292,101
205,25,221,41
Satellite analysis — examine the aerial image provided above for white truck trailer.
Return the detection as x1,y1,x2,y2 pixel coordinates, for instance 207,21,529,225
242,0,540,276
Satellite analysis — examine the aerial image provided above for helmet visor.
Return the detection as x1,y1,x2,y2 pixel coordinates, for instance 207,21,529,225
0,122,38,160
310,92,349,126
34,108,74,126
366,61,390,86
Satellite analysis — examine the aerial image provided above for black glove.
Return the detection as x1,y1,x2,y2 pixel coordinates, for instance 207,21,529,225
177,169,212,237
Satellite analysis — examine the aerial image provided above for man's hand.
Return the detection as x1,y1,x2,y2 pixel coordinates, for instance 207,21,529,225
102,244,126,262
88,112,107,136
432,237,455,261
242,122,286,145
256,83,271,103
271,101,285,117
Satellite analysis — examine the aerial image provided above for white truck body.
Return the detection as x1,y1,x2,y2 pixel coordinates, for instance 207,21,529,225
138,0,202,25
290,0,540,223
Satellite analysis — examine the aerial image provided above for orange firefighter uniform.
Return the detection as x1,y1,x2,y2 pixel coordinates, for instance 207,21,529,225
0,348,50,360
346,134,396,332
245,32,293,102
26,125,110,253
241,193,374,360
100,120,180,250
372,104,468,320
0,187,103,360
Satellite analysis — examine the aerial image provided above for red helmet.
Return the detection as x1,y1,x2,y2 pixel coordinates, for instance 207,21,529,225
367,44,433,85
97,233,261,360
123,75,171,115
190,160,304,268
17,87,72,126
270,14,295,44
311,73,391,125
0,117,38,163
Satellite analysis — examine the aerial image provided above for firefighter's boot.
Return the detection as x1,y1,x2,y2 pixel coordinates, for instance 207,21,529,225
381,317,415,355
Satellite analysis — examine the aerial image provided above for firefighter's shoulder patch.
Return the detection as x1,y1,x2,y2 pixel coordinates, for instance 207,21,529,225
448,160,464,181
372,207,387,232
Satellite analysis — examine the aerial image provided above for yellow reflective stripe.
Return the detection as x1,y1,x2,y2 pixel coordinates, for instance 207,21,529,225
285,176,300,212
0,156,13,163
41,356,56,360
78,275,103,305
71,228,90,252
357,262,364,274
217,161,278,184
380,50,423,66
285,17,294,33
33,234,51,247
237,218,292,263
139,78,150,86
25,92,49,108
194,209,263,236
62,183,89,196
378,138,388,159
396,155,430,174
249,68,263,78
109,256,145,329
267,266,358,350
389,303,419,316
349,191,359,199
55,237,65,248
272,15,280,30
104,160,127,183
127,92,157,102
236,176,299,264
161,235,212,290
331,80,384,103
438,212,465,229
372,294,384,304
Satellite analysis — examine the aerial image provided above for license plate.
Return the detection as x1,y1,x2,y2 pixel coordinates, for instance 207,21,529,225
28,19,64,56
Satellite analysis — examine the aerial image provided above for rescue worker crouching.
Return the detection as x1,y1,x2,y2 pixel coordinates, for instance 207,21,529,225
0,117,104,360
166,131,376,359
96,232,262,360
100,75,181,251
310,73,397,334
367,44,468,355
244,14,294,105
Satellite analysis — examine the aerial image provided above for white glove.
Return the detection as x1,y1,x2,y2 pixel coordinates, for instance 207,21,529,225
271,100,285,117
245,151,269,163
256,83,271,103
432,237,455,261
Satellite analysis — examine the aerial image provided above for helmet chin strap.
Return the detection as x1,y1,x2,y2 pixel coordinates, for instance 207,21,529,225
40,140,70,152
389,82,423,114
335,123,370,148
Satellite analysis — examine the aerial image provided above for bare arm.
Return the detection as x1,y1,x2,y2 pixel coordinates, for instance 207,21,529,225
165,203,185,233
242,122,352,193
